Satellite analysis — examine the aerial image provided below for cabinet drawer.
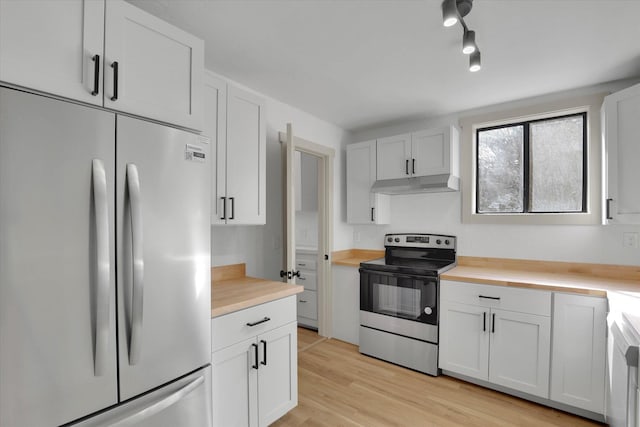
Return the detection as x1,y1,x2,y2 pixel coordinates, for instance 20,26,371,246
297,290,318,320
296,259,316,270
212,296,296,352
297,271,317,290
440,280,551,316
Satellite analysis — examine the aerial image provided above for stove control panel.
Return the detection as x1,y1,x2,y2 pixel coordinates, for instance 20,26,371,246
384,233,456,250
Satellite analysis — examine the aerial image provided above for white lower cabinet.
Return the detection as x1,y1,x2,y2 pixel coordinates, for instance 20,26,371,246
551,293,607,414
211,298,298,427
439,281,551,399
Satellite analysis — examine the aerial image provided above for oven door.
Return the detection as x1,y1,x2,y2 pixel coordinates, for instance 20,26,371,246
360,269,437,325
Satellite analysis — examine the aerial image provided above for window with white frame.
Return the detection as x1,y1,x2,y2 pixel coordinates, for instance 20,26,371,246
475,112,587,215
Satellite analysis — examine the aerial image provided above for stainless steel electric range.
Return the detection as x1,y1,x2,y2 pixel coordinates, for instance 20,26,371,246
359,233,457,376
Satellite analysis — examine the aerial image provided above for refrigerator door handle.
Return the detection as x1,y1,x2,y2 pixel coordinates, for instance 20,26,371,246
92,159,111,376
109,375,205,427
127,163,144,366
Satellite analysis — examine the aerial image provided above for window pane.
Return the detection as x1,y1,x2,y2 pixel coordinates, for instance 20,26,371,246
477,126,524,213
529,116,584,212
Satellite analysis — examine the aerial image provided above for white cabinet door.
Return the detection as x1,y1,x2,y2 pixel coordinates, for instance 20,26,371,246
0,0,105,106
376,134,411,180
603,82,640,224
331,266,360,345
489,308,550,398
346,140,390,224
257,322,298,427
203,72,228,225
551,293,607,413
225,85,266,225
211,337,258,427
411,127,452,177
104,0,204,130
439,301,490,381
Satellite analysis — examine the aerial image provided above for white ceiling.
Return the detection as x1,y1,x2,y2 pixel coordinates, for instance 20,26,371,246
130,0,640,131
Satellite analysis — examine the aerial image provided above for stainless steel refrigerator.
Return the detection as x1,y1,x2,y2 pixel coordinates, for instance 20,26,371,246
0,87,212,426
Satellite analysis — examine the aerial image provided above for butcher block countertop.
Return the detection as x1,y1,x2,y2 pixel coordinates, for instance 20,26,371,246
332,249,384,267
442,256,640,297
211,264,303,318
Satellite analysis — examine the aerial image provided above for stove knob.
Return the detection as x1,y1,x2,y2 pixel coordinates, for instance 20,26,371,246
424,307,433,315
436,239,442,245
445,239,450,245
387,237,393,243
394,237,400,243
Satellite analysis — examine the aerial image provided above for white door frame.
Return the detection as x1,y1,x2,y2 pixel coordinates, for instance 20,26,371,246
280,125,334,338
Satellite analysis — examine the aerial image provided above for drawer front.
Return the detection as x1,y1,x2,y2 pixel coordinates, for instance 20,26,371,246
440,280,551,316
297,290,318,320
296,259,317,270
212,296,296,352
297,270,317,290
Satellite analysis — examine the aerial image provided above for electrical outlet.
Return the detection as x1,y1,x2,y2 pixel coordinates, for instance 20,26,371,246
623,232,638,249
353,231,361,243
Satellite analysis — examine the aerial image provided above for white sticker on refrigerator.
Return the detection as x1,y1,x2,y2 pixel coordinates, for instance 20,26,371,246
185,144,206,163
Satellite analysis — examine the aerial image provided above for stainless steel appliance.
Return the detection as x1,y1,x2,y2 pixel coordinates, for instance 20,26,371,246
0,87,212,426
607,311,639,427
359,233,456,376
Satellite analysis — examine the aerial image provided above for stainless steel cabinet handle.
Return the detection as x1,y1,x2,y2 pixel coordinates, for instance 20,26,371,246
127,164,144,365
110,375,204,427
92,159,110,376
91,55,100,96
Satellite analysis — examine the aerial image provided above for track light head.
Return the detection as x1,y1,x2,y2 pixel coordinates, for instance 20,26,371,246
442,0,458,27
462,30,476,54
469,50,481,72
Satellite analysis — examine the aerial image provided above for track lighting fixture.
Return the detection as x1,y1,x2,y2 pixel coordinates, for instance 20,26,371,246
441,0,482,72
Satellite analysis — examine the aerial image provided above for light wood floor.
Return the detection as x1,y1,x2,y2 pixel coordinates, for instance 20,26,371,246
273,328,604,427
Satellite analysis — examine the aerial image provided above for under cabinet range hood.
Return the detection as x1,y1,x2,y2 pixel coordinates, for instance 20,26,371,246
371,174,460,194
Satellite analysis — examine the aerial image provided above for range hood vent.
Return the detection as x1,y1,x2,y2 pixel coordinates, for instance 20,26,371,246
371,174,459,195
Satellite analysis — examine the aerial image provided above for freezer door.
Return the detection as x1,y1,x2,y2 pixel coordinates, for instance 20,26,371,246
0,88,118,426
116,116,211,400
72,366,212,427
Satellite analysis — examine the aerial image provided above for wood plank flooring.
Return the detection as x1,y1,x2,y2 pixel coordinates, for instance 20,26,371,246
273,328,604,427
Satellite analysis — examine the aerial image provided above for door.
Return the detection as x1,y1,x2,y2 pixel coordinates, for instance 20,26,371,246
438,301,489,381
116,116,211,400
226,84,266,224
212,338,258,427
283,123,297,283
411,128,450,177
0,0,105,105
104,0,204,130
257,322,298,427
376,133,411,180
489,308,550,398
0,88,117,426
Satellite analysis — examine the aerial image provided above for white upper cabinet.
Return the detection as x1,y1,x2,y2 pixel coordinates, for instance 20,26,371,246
376,126,459,181
0,0,105,106
104,0,204,130
603,82,640,224
346,140,390,224
0,0,204,131
204,79,266,226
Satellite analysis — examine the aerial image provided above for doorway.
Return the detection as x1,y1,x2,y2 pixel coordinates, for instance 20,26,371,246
280,124,335,338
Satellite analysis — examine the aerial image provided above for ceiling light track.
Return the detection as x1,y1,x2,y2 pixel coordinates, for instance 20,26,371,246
441,0,481,72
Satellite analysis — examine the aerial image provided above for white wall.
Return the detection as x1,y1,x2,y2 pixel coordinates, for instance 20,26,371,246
211,76,352,280
351,78,640,266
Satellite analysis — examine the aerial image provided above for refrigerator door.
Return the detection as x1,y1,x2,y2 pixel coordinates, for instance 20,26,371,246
73,366,212,427
116,116,211,400
0,88,118,426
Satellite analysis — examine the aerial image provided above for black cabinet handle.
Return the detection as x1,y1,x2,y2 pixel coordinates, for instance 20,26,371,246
229,197,235,220
483,312,486,332
405,159,409,175
371,207,375,222
220,197,227,220
251,343,259,369
246,317,270,327
110,61,119,101
91,54,100,96
606,198,613,220
492,313,496,333
260,340,267,366
299,299,308,303
479,295,500,300
412,158,416,174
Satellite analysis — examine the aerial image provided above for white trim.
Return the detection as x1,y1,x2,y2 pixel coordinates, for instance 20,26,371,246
459,93,606,225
